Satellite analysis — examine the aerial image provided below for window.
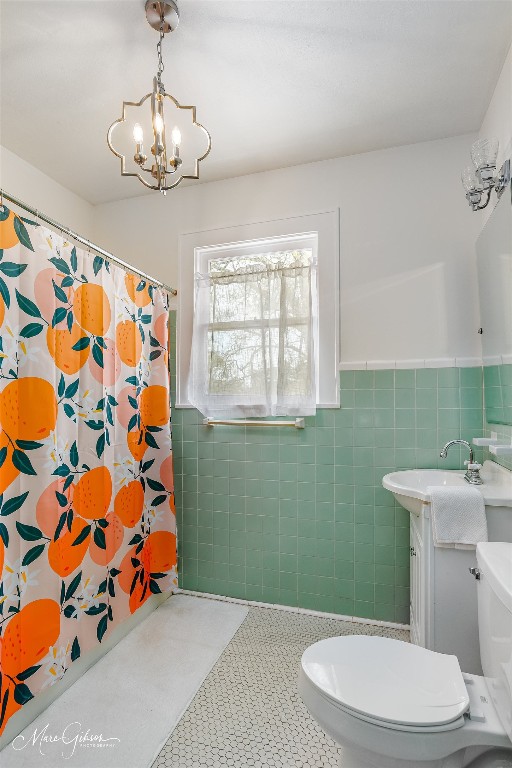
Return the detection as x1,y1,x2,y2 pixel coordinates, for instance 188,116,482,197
188,233,318,417
178,211,339,410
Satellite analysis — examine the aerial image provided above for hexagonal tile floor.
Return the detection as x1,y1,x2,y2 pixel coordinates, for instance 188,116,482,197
152,603,408,768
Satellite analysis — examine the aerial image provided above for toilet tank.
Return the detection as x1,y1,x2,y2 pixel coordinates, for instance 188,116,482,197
476,542,512,741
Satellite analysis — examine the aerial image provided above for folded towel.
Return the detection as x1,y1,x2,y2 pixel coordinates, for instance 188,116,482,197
429,485,487,549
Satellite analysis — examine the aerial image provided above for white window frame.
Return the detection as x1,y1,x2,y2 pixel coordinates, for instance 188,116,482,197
178,211,340,409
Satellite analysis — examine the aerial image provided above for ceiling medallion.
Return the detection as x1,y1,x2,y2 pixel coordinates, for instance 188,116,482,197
107,1,211,194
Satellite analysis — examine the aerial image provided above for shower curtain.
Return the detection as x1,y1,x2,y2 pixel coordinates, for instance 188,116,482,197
0,206,176,736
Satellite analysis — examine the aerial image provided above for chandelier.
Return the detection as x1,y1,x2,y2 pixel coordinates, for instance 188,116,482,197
461,137,510,211
107,1,211,194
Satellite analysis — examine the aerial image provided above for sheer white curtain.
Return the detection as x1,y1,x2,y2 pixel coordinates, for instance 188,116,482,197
188,248,317,418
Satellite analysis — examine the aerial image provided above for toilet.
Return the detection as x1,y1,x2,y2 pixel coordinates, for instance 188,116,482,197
299,542,512,768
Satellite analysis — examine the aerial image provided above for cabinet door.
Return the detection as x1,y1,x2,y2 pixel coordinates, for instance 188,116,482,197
409,514,425,646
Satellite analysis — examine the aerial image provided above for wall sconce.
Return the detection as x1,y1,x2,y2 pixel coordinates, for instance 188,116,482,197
461,138,510,211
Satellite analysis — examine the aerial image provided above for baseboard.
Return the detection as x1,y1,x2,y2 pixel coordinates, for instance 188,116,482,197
177,588,410,632
0,591,171,751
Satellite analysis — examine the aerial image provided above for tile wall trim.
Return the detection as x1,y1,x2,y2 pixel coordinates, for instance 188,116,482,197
177,588,410,632
339,358,483,371
483,355,512,365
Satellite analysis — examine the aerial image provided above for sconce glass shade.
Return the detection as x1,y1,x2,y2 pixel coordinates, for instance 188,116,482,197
471,137,499,170
461,166,482,193
461,139,509,212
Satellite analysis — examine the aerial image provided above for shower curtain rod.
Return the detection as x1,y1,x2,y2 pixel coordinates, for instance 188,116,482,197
0,188,177,296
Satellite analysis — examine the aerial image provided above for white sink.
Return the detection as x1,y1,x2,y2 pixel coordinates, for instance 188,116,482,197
383,460,512,516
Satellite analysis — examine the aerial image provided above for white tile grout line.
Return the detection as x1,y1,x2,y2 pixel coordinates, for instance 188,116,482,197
176,588,410,631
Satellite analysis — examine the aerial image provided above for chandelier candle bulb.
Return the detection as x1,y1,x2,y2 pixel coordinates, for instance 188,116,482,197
154,112,164,136
171,126,181,149
132,123,147,166
153,112,165,156
169,126,182,169
133,123,144,144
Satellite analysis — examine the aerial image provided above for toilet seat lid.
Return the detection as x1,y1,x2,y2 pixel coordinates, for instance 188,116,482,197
301,635,469,728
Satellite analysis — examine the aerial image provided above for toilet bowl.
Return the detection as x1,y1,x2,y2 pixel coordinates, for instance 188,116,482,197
299,635,510,767
299,542,512,768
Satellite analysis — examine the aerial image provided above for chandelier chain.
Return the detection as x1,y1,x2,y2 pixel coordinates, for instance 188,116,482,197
156,23,165,89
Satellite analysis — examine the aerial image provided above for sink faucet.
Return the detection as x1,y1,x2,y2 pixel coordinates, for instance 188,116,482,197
439,440,483,485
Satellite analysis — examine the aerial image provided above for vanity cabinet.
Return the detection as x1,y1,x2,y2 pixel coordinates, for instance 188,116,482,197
409,500,512,675
384,460,512,674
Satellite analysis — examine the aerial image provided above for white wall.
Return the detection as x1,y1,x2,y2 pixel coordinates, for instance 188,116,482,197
479,44,512,168
0,145,94,236
93,133,482,364
2,43,509,367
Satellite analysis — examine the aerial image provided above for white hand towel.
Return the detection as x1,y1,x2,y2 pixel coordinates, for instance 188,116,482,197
429,485,487,549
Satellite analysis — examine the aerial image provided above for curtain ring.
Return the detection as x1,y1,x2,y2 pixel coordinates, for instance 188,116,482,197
0,189,4,212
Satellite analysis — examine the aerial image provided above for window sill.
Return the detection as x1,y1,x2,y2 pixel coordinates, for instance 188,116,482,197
174,401,340,410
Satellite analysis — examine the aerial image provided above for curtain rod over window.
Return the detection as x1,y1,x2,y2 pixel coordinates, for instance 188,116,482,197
0,188,177,296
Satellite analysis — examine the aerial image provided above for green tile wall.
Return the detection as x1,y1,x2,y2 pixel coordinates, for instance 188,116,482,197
169,315,484,624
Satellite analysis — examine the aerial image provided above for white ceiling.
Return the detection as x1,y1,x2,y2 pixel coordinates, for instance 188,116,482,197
1,0,511,205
